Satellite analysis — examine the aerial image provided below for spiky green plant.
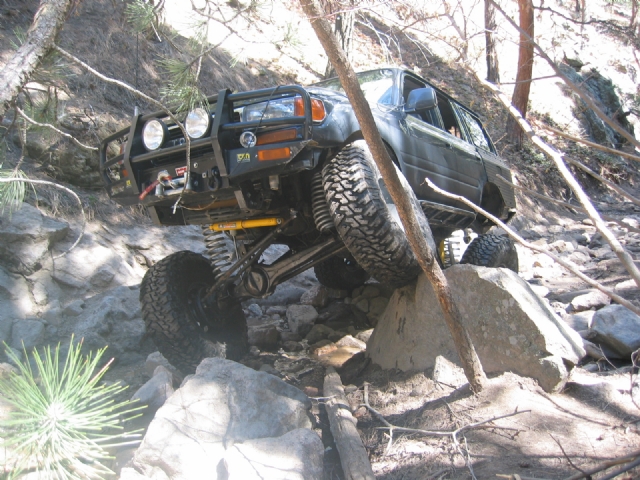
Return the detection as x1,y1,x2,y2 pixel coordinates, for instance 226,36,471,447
0,338,143,479
0,166,27,218
158,58,207,113
124,0,157,35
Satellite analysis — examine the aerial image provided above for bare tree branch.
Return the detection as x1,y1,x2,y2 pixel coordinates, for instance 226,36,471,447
538,124,640,163
0,0,73,117
425,178,640,317
15,105,98,152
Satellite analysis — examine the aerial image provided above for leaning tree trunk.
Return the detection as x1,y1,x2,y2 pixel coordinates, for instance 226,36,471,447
505,0,534,149
324,1,355,78
484,0,500,84
300,0,487,392
0,0,73,117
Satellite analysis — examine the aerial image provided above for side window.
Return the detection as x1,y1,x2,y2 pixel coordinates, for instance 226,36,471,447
456,107,492,152
435,94,463,139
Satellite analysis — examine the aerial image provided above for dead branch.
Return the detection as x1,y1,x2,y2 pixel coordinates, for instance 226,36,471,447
538,124,640,163
563,449,640,480
15,105,98,152
425,178,640,317
550,434,589,477
496,174,640,233
563,157,640,208
0,177,84,259
489,0,640,151
323,367,375,480
470,68,640,290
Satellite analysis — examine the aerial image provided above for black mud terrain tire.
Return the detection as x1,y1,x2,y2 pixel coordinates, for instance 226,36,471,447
140,251,248,372
460,233,519,272
323,140,436,287
314,255,370,291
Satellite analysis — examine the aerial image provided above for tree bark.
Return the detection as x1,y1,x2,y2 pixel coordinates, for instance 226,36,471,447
299,0,487,392
324,1,355,78
0,0,73,117
484,0,500,84
505,0,534,149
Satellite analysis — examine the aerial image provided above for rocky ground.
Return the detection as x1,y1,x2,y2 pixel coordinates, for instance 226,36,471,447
1,184,639,479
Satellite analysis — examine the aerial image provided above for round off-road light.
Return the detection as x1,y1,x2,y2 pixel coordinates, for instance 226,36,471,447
240,131,257,148
185,108,210,138
142,119,166,150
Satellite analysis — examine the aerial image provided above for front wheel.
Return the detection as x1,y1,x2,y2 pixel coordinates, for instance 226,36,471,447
323,140,436,288
140,251,248,372
459,233,519,272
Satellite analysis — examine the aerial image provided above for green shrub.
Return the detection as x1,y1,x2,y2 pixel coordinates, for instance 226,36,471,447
0,338,143,479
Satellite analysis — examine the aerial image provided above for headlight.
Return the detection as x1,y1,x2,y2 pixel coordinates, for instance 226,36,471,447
185,107,210,138
243,97,297,122
142,119,166,150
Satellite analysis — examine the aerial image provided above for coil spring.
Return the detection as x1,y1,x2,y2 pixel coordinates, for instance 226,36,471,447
202,226,234,278
311,172,334,233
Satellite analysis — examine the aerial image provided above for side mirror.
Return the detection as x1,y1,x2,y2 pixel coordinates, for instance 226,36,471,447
405,87,438,112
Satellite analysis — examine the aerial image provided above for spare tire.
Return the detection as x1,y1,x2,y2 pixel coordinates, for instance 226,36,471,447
140,251,248,372
322,140,436,287
460,233,519,272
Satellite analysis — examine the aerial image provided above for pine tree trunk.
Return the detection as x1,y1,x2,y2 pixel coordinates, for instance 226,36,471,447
324,2,355,78
485,0,500,84
505,0,534,149
0,0,73,117
300,0,487,393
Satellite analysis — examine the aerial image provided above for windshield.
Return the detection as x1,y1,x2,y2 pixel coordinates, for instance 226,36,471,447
312,69,395,105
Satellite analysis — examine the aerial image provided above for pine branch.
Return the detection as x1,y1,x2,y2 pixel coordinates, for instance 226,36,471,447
15,105,97,151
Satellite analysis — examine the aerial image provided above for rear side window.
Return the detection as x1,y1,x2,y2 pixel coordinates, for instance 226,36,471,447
456,107,492,152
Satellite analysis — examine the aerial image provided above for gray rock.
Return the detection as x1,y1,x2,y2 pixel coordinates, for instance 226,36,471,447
355,329,374,344
248,324,279,350
265,305,287,316
305,324,336,344
0,266,35,320
360,285,381,299
0,203,69,275
130,358,313,479
335,335,366,350
368,297,389,318
282,340,303,352
224,428,323,480
353,297,369,313
286,305,318,337
300,285,329,308
131,366,174,412
563,310,596,331
368,266,586,392
246,303,263,317
569,290,611,312
433,355,467,388
10,319,45,349
62,299,85,317
143,351,181,380
591,305,640,357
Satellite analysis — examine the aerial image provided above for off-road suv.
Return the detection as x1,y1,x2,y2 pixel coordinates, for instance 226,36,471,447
100,68,518,371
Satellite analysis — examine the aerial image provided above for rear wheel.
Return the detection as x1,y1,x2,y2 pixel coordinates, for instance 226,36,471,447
314,255,370,291
459,233,519,272
140,251,248,372
323,140,436,287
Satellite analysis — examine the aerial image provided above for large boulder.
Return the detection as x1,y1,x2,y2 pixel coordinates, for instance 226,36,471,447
367,265,585,392
0,203,69,275
126,358,322,479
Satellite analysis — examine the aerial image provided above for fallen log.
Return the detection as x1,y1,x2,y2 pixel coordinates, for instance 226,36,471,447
323,366,375,480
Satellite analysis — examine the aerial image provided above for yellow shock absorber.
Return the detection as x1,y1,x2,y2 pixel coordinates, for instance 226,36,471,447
210,217,283,231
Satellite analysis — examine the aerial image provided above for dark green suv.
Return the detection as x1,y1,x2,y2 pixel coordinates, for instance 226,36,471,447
100,68,518,370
